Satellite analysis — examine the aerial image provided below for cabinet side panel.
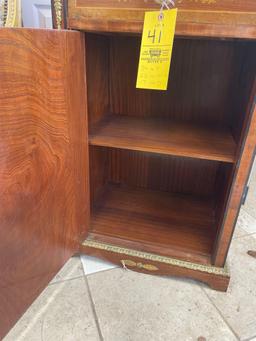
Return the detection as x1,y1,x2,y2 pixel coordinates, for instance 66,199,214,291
213,84,256,267
0,29,89,338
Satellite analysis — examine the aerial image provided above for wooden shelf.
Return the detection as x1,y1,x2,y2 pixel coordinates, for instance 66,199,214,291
89,116,236,163
89,185,217,264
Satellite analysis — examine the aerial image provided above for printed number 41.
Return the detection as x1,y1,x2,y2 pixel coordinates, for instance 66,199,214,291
148,29,162,44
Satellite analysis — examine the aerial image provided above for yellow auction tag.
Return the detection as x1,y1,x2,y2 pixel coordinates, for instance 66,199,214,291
136,9,177,90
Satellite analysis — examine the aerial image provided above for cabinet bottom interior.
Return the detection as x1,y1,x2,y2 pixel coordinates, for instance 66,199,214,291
88,147,233,266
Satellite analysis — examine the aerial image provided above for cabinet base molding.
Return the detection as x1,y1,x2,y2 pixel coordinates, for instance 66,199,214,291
80,239,230,292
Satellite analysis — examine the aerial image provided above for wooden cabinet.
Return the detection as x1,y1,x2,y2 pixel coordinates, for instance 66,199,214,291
0,0,255,338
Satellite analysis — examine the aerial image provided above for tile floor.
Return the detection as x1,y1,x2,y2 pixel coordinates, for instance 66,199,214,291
4,163,256,341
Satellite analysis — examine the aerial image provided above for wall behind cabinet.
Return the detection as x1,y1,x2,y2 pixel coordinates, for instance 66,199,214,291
21,0,52,28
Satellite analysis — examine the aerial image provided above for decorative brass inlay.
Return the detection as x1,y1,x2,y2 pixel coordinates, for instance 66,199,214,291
54,0,63,30
83,239,229,276
177,0,217,4
72,7,256,27
156,0,217,4
121,259,159,271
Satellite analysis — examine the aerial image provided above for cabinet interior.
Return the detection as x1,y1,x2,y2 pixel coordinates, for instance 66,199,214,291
85,32,255,265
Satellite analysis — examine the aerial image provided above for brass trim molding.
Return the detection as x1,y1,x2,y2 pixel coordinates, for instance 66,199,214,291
4,0,21,27
54,0,63,29
83,239,229,276
0,0,7,26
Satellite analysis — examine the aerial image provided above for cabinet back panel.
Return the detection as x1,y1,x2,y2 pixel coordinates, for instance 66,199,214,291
109,36,240,127
86,34,109,130
108,149,219,197
90,146,109,204
90,146,222,202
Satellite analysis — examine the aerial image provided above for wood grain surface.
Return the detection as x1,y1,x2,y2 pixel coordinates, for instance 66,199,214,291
87,34,253,135
68,0,256,38
213,88,256,266
107,148,220,197
108,36,250,128
76,11,254,290
90,184,216,264
89,115,236,162
89,146,235,266
87,34,250,164
76,0,256,11
89,146,226,206
86,32,255,274
0,28,89,339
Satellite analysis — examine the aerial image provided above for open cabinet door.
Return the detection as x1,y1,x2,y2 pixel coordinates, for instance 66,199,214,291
0,28,89,339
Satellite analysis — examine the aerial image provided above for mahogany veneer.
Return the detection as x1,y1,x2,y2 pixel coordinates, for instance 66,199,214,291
0,28,89,339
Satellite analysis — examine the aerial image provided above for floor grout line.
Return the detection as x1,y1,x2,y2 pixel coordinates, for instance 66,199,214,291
241,207,256,223
234,232,256,241
233,231,249,240
48,275,85,286
84,266,120,278
234,231,256,240
200,286,240,341
244,213,256,223
241,334,256,341
233,220,256,239
83,275,104,341
246,232,256,237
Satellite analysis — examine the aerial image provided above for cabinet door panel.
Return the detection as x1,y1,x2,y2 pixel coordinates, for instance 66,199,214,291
0,28,89,339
